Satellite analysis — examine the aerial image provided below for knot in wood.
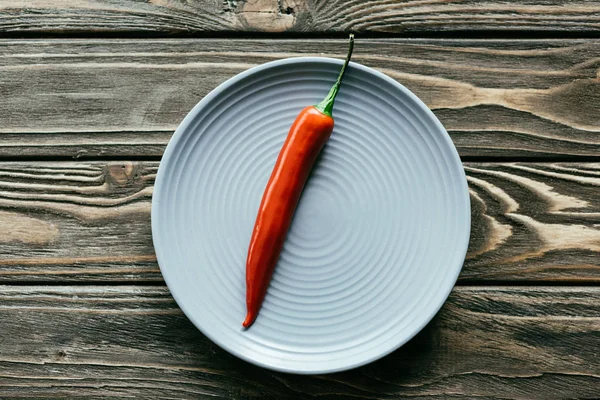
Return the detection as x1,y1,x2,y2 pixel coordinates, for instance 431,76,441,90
106,162,136,187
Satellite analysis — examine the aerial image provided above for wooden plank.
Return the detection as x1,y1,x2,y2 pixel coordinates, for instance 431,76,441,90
0,162,158,282
0,161,597,282
0,286,598,398
465,163,600,282
1,39,599,159
1,1,600,35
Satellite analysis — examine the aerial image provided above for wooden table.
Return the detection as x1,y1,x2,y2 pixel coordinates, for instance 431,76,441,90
1,1,599,398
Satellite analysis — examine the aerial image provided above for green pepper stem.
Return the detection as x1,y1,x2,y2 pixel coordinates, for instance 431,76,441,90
315,34,355,118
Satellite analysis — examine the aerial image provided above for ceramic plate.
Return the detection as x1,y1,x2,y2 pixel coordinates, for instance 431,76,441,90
152,57,470,374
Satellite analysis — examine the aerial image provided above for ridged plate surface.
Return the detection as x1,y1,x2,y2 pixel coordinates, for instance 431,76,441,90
152,58,470,374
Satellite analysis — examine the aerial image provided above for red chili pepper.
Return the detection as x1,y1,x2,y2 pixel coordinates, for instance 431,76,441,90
243,35,355,328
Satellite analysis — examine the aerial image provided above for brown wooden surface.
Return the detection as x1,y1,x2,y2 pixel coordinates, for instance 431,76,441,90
0,161,596,283
2,1,600,397
0,286,598,398
1,39,599,159
2,0,600,35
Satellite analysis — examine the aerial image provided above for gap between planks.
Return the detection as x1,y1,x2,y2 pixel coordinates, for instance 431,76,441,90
4,31,600,40
0,156,597,163
2,280,600,287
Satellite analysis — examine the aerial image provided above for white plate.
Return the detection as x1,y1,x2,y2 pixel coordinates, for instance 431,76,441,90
152,57,470,374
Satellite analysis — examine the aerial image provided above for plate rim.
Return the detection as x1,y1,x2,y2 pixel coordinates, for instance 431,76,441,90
152,56,471,374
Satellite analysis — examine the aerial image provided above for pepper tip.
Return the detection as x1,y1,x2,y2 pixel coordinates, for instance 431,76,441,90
242,313,255,329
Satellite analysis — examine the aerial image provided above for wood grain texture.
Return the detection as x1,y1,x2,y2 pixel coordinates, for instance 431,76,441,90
1,0,600,34
0,285,598,398
0,161,597,282
465,163,600,281
0,162,157,282
1,39,599,159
